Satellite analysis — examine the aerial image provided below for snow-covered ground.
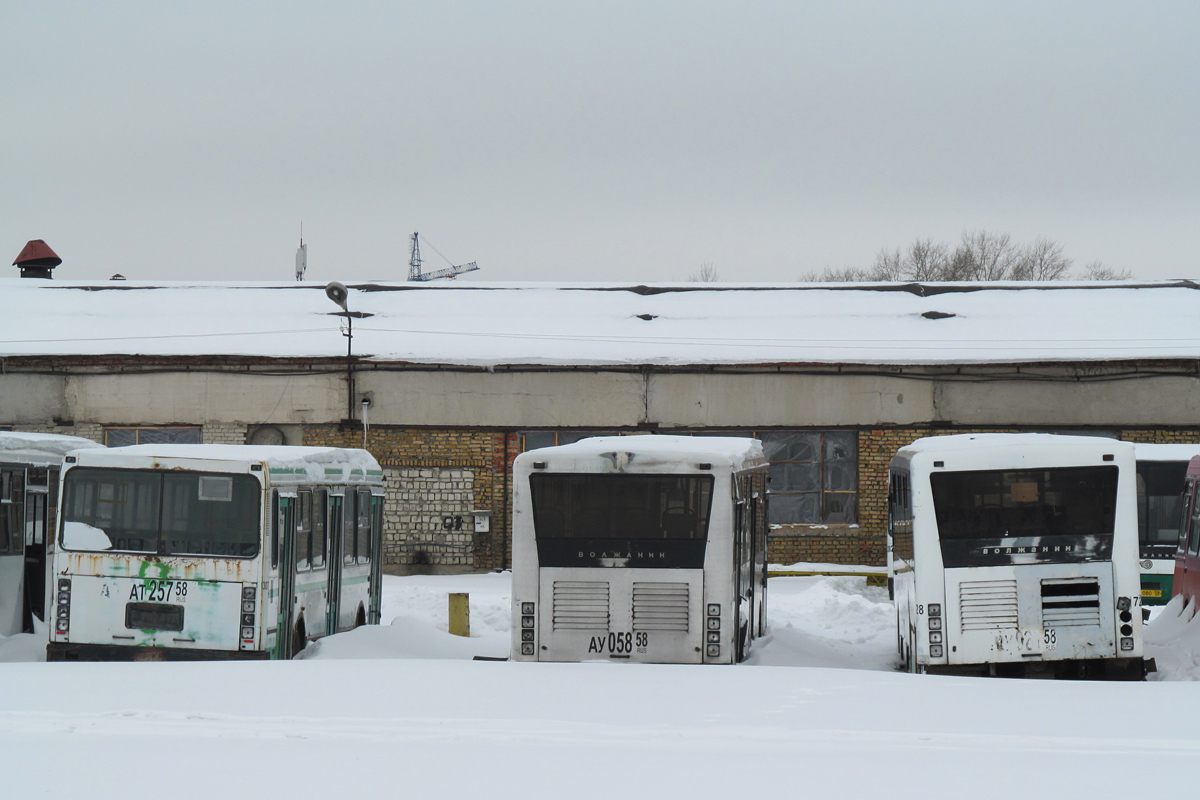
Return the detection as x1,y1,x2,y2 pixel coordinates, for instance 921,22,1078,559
3,573,1200,799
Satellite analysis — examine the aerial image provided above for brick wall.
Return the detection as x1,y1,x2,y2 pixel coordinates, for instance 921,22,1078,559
382,467,476,568
202,422,247,444
303,425,517,572
12,422,104,443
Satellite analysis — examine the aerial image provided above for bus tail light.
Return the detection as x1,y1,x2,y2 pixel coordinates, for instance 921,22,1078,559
706,603,720,658
928,603,943,655
520,602,535,655
240,585,257,650
55,578,71,635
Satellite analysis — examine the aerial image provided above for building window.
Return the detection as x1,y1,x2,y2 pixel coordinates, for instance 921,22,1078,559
517,428,858,526
762,431,856,525
104,426,202,447
518,431,617,451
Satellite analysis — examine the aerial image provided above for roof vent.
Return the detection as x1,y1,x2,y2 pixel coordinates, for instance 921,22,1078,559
110,273,126,281
636,313,658,321
921,310,955,320
13,239,61,279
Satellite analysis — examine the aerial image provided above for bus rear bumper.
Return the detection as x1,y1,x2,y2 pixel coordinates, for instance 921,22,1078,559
925,656,1150,681
46,642,272,662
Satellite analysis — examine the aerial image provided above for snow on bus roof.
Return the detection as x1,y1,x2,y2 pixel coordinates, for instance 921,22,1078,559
897,432,1134,456
3,278,1200,367
1132,442,1200,461
73,444,382,483
0,431,105,465
519,435,766,471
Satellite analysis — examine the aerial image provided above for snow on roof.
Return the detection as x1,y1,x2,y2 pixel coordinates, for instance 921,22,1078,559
73,444,382,483
3,278,1200,367
517,434,766,472
0,431,105,466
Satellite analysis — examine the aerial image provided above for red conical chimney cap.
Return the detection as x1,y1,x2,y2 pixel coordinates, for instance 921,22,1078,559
13,239,62,268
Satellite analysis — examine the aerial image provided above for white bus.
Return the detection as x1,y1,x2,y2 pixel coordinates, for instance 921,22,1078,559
1,432,106,636
47,444,385,661
1132,443,1200,605
890,434,1146,679
511,436,768,664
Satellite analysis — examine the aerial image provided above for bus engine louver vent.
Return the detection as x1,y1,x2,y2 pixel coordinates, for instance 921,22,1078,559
958,579,1018,632
1040,578,1101,628
552,581,610,631
632,582,690,632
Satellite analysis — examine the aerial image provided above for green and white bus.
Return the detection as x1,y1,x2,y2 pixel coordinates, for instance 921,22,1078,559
47,444,384,661
1,432,105,636
1133,444,1200,605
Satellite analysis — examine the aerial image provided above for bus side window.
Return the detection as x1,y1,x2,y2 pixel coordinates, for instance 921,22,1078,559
357,490,372,564
0,469,11,554
312,489,327,569
343,491,356,566
295,490,312,572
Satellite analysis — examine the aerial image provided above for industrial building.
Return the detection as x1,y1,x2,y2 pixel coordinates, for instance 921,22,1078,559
4,259,1199,571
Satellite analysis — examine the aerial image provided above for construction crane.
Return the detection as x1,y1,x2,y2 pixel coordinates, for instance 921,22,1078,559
407,232,478,281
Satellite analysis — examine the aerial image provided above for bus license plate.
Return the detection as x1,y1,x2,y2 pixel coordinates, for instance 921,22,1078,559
128,579,190,604
1142,588,1162,598
587,632,650,655
995,629,1057,652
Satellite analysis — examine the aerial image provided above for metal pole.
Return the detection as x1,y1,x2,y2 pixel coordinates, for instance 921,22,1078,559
346,314,354,423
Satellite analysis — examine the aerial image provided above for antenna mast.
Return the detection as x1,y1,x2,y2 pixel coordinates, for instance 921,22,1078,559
407,232,479,281
295,223,307,281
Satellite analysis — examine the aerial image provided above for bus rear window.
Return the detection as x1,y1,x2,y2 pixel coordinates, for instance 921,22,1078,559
62,468,260,557
930,466,1118,566
530,473,714,541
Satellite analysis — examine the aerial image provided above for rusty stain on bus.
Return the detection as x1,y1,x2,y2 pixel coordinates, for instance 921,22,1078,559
62,552,253,583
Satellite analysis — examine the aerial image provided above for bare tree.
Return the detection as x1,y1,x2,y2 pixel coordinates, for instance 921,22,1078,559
1012,236,1073,281
905,238,952,281
954,230,1022,280
872,248,906,281
800,265,876,282
1080,260,1133,280
803,231,1131,283
688,262,721,282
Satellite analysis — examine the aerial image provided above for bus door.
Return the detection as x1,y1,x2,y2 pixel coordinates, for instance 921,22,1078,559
22,468,51,631
306,489,329,638
0,466,25,636
336,490,369,630
272,492,298,659
1177,479,1200,602
733,475,754,661
368,494,384,624
326,494,344,636
752,474,768,638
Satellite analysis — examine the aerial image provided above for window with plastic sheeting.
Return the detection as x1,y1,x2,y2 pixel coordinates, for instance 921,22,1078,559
762,431,857,525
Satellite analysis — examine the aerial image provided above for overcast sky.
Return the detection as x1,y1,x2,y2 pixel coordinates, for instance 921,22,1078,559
2,2,1196,284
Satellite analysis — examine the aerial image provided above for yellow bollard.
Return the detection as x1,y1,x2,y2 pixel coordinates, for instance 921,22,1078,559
448,592,470,637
